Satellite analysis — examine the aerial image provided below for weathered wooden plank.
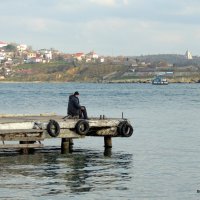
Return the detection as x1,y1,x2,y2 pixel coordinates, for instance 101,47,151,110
0,117,121,130
0,137,44,141
0,129,43,134
0,120,119,131
88,119,120,127
0,143,44,149
0,129,82,141
59,119,120,129
0,122,35,130
0,113,56,118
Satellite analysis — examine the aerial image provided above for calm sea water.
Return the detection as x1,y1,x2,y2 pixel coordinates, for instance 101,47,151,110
0,83,200,200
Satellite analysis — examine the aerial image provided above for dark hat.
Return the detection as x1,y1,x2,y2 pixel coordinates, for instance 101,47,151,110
74,91,79,95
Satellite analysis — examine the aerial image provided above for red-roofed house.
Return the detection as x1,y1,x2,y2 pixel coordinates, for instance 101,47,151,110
74,52,85,61
0,41,8,48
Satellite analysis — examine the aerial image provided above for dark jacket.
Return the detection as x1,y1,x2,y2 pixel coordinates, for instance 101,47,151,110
67,94,81,116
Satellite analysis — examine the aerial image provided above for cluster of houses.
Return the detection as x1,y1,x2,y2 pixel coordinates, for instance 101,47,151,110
0,41,55,79
0,41,53,64
0,40,105,79
0,41,104,65
71,52,104,63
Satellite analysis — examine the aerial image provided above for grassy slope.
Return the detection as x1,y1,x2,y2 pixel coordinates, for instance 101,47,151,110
7,62,127,82
3,61,200,83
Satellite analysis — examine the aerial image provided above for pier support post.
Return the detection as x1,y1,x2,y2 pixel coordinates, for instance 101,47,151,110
104,147,112,157
19,141,34,154
19,141,28,154
69,138,74,151
104,136,112,148
61,138,71,154
104,136,112,157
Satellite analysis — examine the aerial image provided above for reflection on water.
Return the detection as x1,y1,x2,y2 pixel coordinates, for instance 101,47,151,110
0,148,133,199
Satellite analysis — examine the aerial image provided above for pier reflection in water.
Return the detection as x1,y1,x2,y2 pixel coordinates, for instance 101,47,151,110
0,148,133,199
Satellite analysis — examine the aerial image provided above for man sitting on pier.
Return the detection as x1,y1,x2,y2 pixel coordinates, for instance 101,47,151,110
67,91,88,119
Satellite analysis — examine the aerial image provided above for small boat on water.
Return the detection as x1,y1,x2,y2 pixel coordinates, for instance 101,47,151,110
152,76,168,85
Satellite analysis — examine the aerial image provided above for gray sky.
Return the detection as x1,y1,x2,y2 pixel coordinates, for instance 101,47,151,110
1,0,199,56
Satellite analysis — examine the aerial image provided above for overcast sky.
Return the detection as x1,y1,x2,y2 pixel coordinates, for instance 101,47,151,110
1,0,200,56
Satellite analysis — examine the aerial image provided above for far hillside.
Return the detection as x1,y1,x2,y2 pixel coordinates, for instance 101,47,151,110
1,52,200,83
132,54,200,66
6,62,127,82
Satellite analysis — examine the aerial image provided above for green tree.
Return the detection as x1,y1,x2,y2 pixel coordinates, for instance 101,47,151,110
3,44,17,52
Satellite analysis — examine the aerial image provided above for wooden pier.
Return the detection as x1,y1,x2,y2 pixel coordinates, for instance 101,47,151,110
0,114,133,153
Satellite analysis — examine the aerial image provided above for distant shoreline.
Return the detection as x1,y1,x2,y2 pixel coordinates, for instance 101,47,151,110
0,80,199,84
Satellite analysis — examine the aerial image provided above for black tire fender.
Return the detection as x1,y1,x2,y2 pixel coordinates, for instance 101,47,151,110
75,120,90,135
47,119,60,137
117,121,133,137
121,123,133,137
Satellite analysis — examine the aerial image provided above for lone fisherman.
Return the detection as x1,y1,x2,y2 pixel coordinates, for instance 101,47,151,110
67,91,88,119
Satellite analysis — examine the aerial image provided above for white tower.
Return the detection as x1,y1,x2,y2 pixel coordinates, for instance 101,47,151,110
185,50,193,60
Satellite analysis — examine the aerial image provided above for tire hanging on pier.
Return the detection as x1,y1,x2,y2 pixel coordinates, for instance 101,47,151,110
47,119,60,137
75,120,90,135
117,121,133,137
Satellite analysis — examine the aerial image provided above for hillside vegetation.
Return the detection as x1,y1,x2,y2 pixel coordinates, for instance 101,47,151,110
7,62,128,82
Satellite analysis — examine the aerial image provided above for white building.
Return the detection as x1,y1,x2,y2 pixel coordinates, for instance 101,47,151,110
0,52,6,60
185,50,193,60
38,49,53,62
45,51,52,60
99,57,105,63
17,44,27,51
87,51,99,59
0,41,8,48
